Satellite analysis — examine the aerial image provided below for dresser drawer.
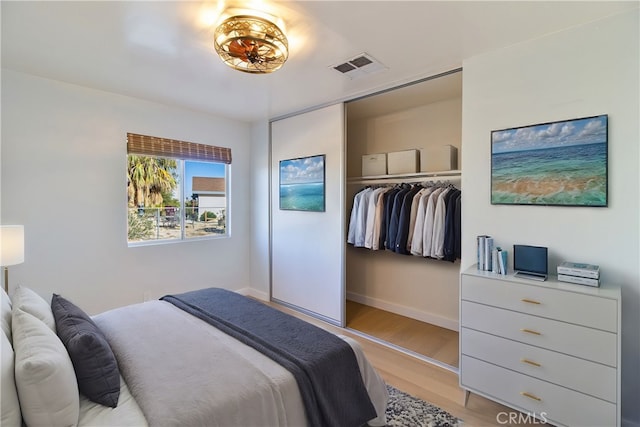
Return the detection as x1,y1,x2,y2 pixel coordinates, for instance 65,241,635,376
461,273,617,332
461,301,617,366
461,328,617,402
461,356,617,427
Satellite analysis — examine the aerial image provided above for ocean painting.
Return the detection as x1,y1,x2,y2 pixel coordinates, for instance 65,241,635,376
491,115,608,207
279,154,325,211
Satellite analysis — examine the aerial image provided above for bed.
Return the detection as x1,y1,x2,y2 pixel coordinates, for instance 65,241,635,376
1,286,388,427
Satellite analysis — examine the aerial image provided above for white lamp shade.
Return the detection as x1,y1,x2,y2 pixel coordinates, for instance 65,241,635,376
0,225,25,266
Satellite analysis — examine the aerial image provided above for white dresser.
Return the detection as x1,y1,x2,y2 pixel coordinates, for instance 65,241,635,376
460,266,621,427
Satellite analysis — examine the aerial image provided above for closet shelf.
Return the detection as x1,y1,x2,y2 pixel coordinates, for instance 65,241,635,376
347,170,461,185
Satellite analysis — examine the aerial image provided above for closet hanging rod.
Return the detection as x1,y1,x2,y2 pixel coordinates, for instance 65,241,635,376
347,170,461,185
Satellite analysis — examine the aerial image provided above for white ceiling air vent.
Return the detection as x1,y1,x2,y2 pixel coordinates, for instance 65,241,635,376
331,53,387,79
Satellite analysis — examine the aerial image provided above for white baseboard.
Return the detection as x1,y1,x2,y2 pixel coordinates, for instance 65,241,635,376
237,287,269,301
347,291,459,332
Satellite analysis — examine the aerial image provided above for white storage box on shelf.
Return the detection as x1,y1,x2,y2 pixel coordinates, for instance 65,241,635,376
387,149,419,174
420,145,458,172
361,153,387,176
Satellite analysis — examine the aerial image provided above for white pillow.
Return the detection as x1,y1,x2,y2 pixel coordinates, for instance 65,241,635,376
1,288,12,341
1,331,21,427
12,308,79,427
11,286,56,332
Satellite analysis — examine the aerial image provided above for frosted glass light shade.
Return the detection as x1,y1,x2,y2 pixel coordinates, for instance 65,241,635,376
0,225,25,266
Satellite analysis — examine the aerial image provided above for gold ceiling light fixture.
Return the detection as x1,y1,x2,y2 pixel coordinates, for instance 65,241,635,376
214,13,288,74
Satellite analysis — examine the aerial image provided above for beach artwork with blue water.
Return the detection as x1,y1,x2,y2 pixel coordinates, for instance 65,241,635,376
280,154,325,211
491,115,607,206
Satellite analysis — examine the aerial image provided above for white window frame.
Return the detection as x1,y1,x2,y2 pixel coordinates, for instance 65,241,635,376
126,133,231,246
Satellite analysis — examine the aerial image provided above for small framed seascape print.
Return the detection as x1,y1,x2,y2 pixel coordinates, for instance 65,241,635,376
491,115,608,207
279,154,326,212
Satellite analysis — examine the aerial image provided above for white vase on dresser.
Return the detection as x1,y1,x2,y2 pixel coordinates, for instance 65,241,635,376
460,266,621,427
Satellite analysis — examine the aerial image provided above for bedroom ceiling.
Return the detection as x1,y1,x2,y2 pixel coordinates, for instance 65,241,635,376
1,1,636,123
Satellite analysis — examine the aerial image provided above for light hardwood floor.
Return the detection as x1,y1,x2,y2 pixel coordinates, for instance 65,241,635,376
346,300,460,368
269,300,546,427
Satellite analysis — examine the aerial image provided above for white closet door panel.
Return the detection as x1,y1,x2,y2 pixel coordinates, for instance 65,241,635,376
271,104,345,324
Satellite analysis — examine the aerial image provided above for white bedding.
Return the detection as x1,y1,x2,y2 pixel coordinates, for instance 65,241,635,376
89,300,388,427
78,375,147,426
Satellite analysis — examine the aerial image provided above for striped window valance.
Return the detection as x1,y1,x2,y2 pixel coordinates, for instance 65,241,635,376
127,133,232,164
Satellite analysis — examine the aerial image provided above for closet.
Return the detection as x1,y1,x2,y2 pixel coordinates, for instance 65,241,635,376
344,69,462,369
270,69,462,370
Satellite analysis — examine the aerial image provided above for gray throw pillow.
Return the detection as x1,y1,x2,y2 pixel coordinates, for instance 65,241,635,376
51,294,120,408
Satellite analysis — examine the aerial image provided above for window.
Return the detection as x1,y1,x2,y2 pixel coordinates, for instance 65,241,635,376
126,133,231,245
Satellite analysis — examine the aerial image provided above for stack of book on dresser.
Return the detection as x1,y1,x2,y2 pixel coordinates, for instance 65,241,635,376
476,235,508,275
557,261,600,287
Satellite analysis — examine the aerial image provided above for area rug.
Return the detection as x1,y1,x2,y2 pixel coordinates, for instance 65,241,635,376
385,384,460,427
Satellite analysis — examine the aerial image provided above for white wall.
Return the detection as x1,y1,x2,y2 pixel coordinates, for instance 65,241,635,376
347,97,462,177
461,9,639,426
249,120,270,300
1,70,252,315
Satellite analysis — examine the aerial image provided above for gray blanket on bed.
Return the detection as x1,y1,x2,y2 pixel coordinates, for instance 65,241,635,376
161,288,377,427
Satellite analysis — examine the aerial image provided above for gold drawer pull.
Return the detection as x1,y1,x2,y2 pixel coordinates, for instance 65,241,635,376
520,391,542,402
521,298,541,305
521,358,541,367
521,328,542,335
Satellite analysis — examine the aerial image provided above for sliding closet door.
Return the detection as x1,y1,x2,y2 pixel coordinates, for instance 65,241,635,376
270,103,345,326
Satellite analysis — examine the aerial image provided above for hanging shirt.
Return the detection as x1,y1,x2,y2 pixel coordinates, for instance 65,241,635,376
431,188,454,259
454,193,462,260
354,188,375,247
406,188,429,252
422,188,445,257
347,188,370,245
364,187,388,249
386,186,411,251
395,186,423,254
443,189,461,261
371,188,389,250
381,187,401,250
410,187,435,256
